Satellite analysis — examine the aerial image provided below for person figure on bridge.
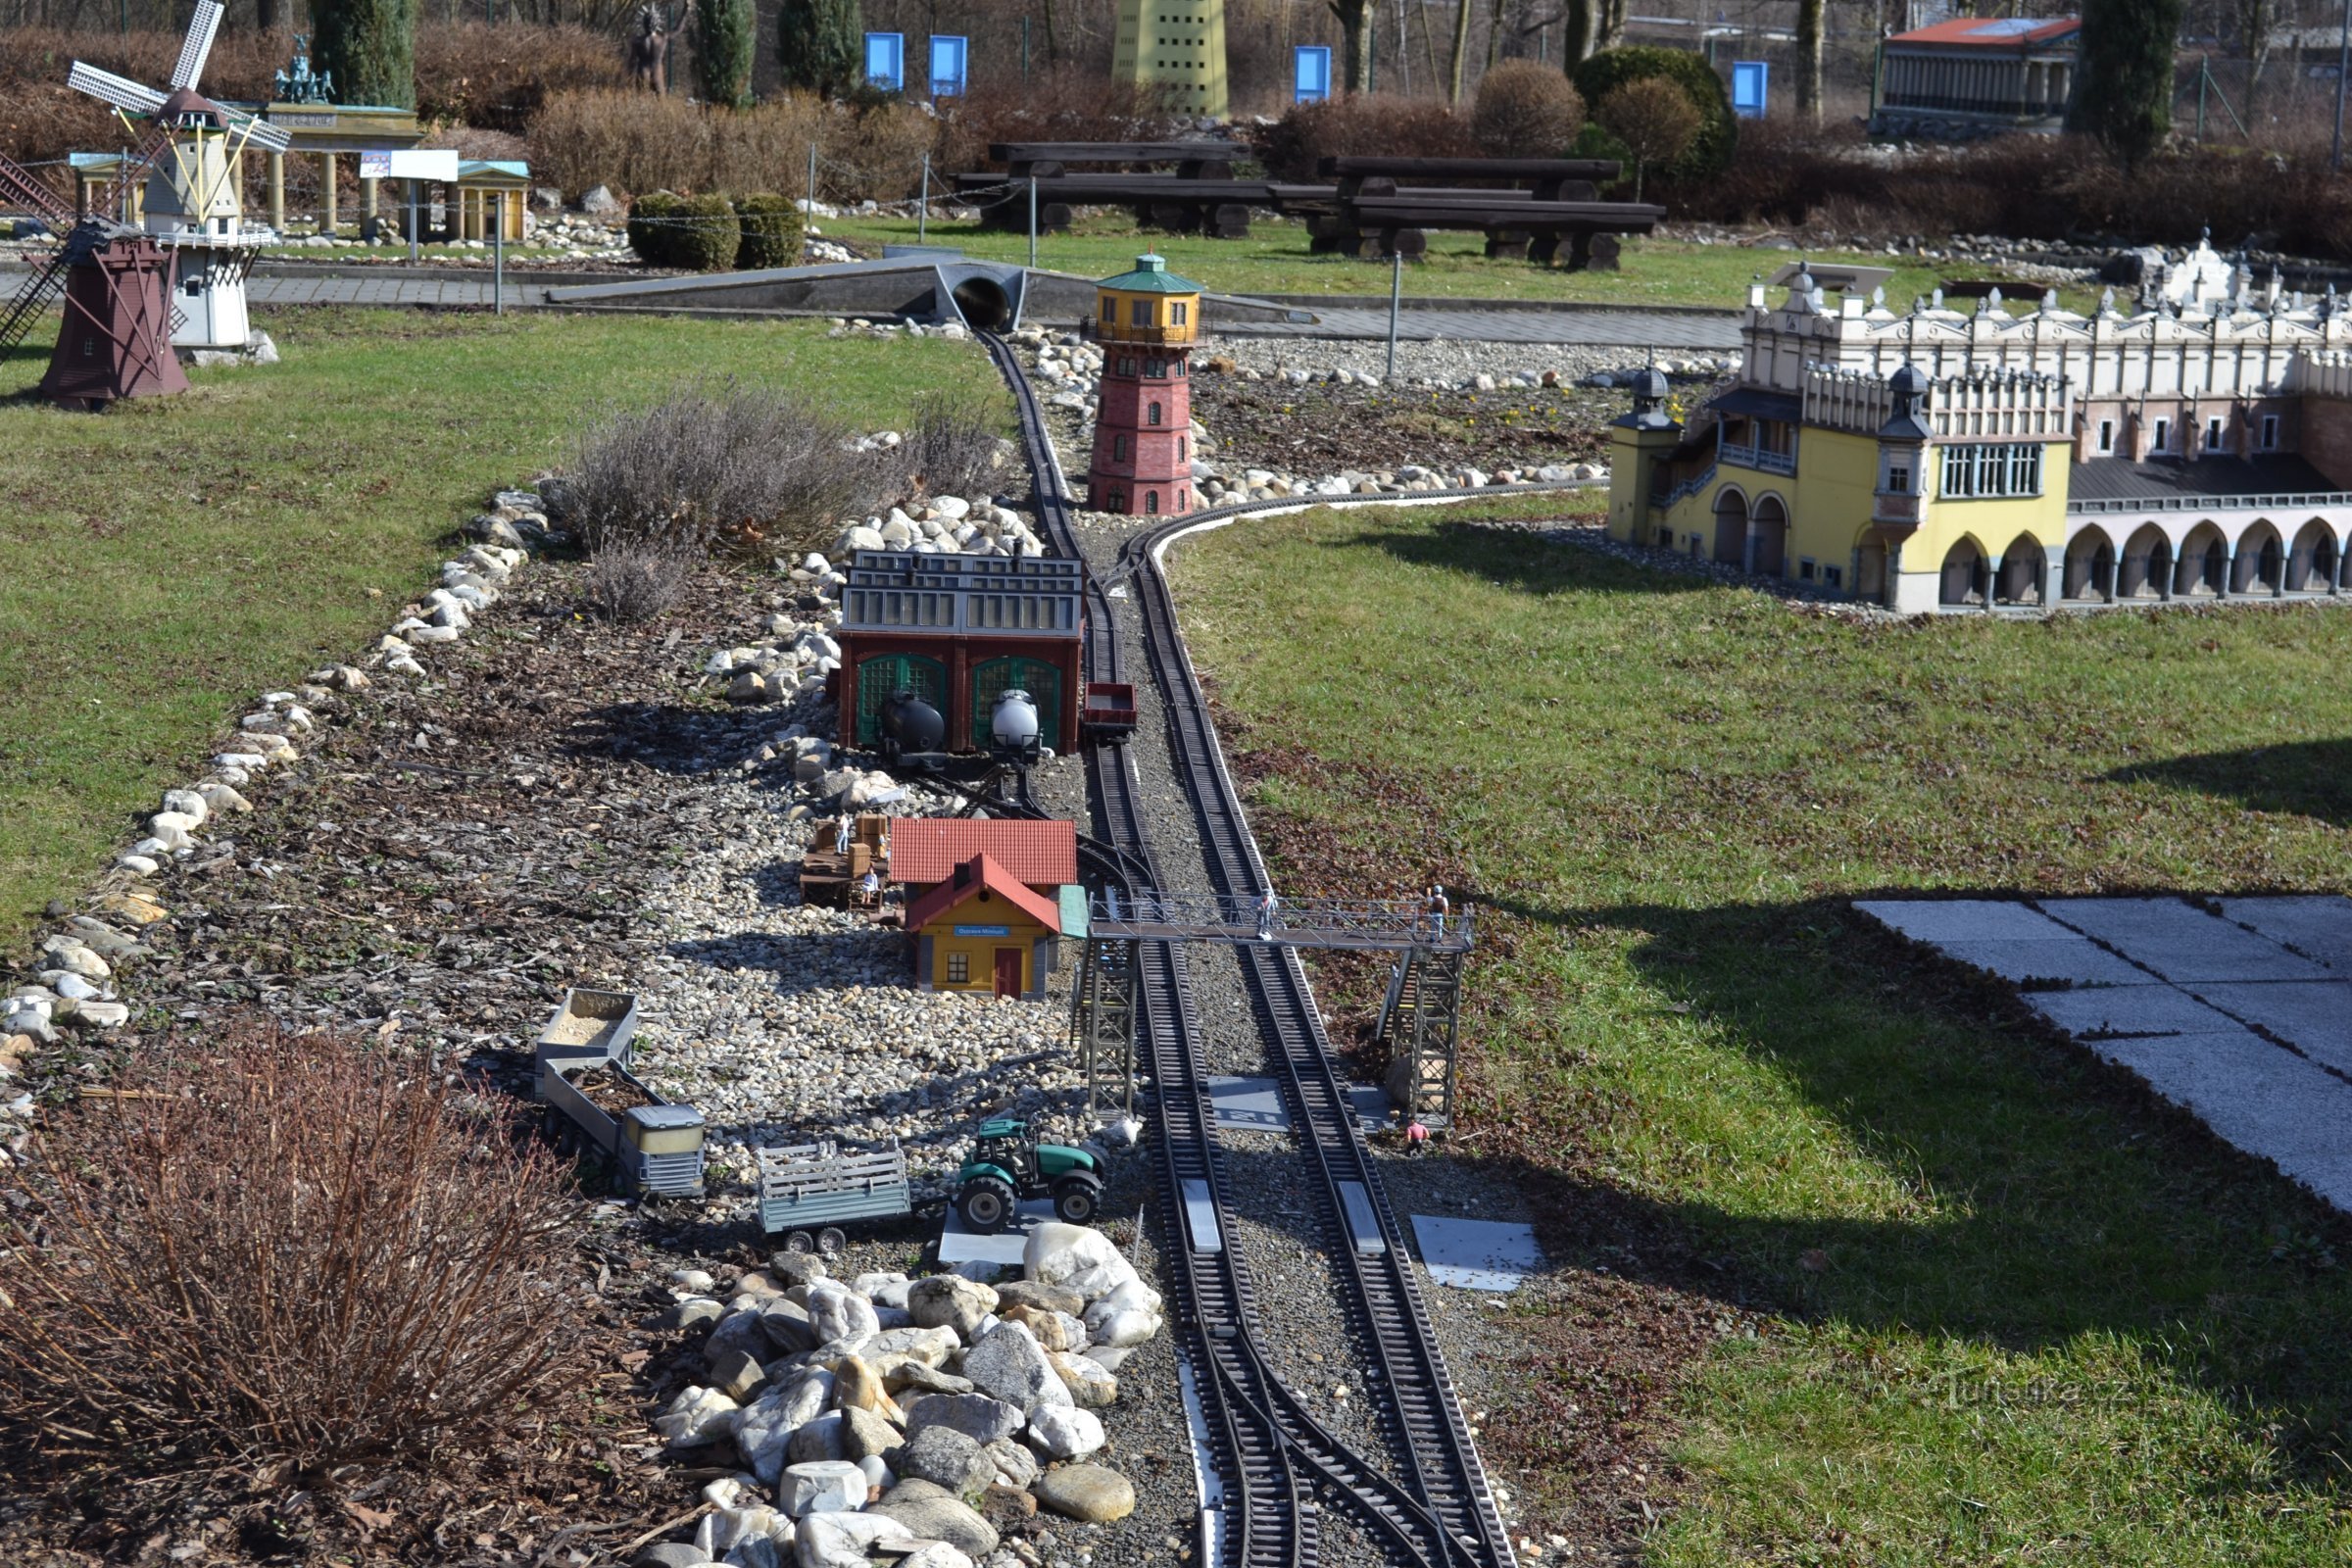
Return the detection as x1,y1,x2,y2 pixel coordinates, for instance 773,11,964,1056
1256,889,1279,942
836,816,854,857
1427,884,1449,939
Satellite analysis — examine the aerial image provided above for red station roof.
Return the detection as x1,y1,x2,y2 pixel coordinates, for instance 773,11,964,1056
1890,16,2080,47
888,817,1079,889
905,853,1063,935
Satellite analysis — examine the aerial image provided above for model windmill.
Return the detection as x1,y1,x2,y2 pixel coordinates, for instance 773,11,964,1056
67,0,293,350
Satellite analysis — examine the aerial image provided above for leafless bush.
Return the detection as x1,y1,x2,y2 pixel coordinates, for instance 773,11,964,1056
899,398,1005,500
528,89,824,200
1254,93,1481,181
584,540,693,621
0,1025,585,1476
569,381,890,561
1473,60,1587,159
415,22,627,134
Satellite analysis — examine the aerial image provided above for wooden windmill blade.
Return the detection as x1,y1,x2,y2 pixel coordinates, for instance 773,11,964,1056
170,1,225,92
225,110,293,155
0,250,73,351
0,151,74,230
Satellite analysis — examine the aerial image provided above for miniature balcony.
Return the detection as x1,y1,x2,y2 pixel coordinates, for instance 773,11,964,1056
1873,490,1924,525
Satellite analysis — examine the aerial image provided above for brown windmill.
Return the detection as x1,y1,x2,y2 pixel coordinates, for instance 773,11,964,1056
1,160,187,409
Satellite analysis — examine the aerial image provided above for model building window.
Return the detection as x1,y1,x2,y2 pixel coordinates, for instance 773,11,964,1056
1177,436,1186,460
1147,359,1165,377
2205,416,2225,451
2097,418,2115,453
2262,414,2280,450
1823,564,1844,588
1113,434,1130,460
1172,302,1190,325
1102,297,1116,321
2153,416,2171,453
1145,490,1160,514
1131,299,1154,326
1940,443,2042,499
947,953,969,984
1883,462,1911,493
1798,559,1817,581
1148,402,1163,425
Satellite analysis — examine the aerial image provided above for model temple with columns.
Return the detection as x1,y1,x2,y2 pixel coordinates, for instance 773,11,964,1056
1607,236,2352,612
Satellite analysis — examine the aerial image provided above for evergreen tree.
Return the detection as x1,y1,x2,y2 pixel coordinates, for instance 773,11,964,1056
778,0,863,99
2069,0,2185,163
312,0,416,112
697,0,756,109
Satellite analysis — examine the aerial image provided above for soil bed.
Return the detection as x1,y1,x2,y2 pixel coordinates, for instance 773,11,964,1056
1194,375,1619,477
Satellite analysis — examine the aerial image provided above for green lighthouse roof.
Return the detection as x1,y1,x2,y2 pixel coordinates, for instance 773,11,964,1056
1097,252,1201,294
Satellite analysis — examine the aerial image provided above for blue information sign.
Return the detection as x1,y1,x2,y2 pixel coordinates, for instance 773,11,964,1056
1294,46,1332,105
954,924,1011,937
864,31,905,92
1732,60,1769,119
929,34,968,97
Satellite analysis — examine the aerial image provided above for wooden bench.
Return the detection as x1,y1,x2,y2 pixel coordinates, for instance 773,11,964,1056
991,140,1245,179
1300,155,1656,269
1317,155,1624,201
953,171,1308,239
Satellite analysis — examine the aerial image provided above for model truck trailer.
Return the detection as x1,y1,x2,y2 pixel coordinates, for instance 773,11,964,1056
533,987,706,1199
759,1140,915,1254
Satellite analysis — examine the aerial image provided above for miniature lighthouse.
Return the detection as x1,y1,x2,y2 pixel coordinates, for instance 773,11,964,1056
1087,254,1200,517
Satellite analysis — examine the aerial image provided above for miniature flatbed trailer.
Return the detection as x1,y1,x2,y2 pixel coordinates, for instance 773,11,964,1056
534,987,706,1199
758,1140,915,1254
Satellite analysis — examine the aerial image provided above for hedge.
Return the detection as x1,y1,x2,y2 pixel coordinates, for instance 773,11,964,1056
1570,46,1736,183
734,194,807,270
626,191,742,271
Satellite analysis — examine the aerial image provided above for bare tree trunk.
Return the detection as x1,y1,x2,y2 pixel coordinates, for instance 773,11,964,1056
1330,0,1374,92
1796,0,1824,119
1563,0,1594,64
1448,0,1473,102
1041,0,1059,67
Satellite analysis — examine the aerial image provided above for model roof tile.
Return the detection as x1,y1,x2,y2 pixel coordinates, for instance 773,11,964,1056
1098,252,1202,294
1890,17,2080,46
887,817,1078,888
904,852,1063,934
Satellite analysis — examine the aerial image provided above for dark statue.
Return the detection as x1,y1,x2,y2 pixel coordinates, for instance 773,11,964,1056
271,33,334,105
627,5,670,96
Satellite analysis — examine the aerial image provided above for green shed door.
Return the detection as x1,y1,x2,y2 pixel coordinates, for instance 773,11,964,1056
970,656,1062,752
855,653,947,744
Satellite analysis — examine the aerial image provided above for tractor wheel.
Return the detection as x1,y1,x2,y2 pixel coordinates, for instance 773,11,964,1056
1052,1174,1102,1225
957,1176,1017,1234
783,1229,816,1254
817,1226,848,1256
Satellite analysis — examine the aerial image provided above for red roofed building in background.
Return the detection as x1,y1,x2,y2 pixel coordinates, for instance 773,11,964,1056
1869,15,2080,141
886,817,1078,892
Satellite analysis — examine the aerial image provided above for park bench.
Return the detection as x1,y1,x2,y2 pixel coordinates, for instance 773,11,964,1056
990,141,1245,179
954,171,1316,239
1301,155,1659,268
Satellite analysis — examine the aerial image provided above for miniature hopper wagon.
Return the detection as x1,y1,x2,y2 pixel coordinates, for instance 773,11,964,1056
533,987,707,1199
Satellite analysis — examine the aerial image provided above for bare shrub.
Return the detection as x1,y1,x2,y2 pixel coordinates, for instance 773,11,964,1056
933,68,1189,176
528,89,823,200
569,381,889,562
585,541,693,621
1597,76,1703,201
1254,93,1479,181
901,398,1006,500
414,22,626,134
824,98,937,204
1473,60,1587,159
0,1025,584,1475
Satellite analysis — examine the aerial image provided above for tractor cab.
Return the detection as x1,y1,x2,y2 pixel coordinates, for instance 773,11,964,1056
955,1116,1104,1233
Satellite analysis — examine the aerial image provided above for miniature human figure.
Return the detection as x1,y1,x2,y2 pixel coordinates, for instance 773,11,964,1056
835,816,853,857
1427,884,1449,939
1406,1118,1430,1154
1256,889,1279,942
859,867,881,906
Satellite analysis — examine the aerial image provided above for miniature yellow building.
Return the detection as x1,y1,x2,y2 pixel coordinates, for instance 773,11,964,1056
1112,0,1229,119
1611,243,2352,612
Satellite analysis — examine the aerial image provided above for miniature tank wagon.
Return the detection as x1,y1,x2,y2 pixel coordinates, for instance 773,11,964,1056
835,550,1086,754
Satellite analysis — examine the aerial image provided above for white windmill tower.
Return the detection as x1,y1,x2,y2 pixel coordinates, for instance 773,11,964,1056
68,1,293,352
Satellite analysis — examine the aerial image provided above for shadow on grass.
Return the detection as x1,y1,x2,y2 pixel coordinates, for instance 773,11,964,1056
1447,885,2352,1488
2108,737,2352,828
1343,519,1714,598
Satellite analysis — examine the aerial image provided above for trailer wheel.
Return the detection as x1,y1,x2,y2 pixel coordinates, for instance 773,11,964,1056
1052,1174,1102,1225
957,1175,1016,1234
817,1226,848,1256
783,1229,816,1254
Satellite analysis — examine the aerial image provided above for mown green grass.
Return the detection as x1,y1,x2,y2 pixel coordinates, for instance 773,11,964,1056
820,210,2101,312
1172,501,2352,1564
0,308,1005,942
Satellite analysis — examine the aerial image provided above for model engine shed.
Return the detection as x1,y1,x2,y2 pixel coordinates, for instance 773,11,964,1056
834,551,1085,755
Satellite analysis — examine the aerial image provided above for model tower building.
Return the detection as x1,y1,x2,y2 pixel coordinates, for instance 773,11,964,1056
1112,0,1229,119
1088,254,1200,517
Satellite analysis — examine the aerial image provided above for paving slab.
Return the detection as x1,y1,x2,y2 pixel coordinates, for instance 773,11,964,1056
2026,985,2243,1039
1855,899,2081,945
2218,896,2352,972
2037,897,2332,983
1206,1075,1291,1132
2190,981,2352,1076
1927,937,2155,987
1347,1082,1394,1132
2092,1029,2352,1209
937,1197,1058,1267
1409,1215,1545,1292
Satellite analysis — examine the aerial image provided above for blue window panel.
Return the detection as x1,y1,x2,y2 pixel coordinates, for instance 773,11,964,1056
1732,60,1768,119
865,32,905,92
1294,46,1331,104
930,34,968,97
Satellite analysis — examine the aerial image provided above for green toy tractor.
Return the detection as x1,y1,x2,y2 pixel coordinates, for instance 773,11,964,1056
955,1117,1103,1233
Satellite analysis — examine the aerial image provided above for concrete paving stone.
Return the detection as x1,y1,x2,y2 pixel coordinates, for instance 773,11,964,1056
2093,1029,2352,1210
2037,897,2333,982
2190,981,2352,1076
1927,938,2155,987
2218,896,2352,972
1206,1075,1290,1132
936,1197,1058,1267
2026,986,2242,1039
1408,1215,1544,1292
1854,898,2079,945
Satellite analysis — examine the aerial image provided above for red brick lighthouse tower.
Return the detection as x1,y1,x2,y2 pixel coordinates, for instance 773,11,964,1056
1087,253,1200,516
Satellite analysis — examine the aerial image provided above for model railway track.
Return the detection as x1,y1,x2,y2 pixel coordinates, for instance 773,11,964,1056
983,329,1556,1567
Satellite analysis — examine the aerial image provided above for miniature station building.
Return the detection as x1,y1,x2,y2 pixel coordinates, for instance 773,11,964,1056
1111,0,1229,119
834,551,1085,754
1609,240,2352,613
1868,16,2080,141
1087,254,1201,517
888,818,1082,998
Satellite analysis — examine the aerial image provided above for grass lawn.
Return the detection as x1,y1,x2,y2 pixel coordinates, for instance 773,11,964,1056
0,308,1005,944
1172,501,2352,1564
820,210,2102,313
